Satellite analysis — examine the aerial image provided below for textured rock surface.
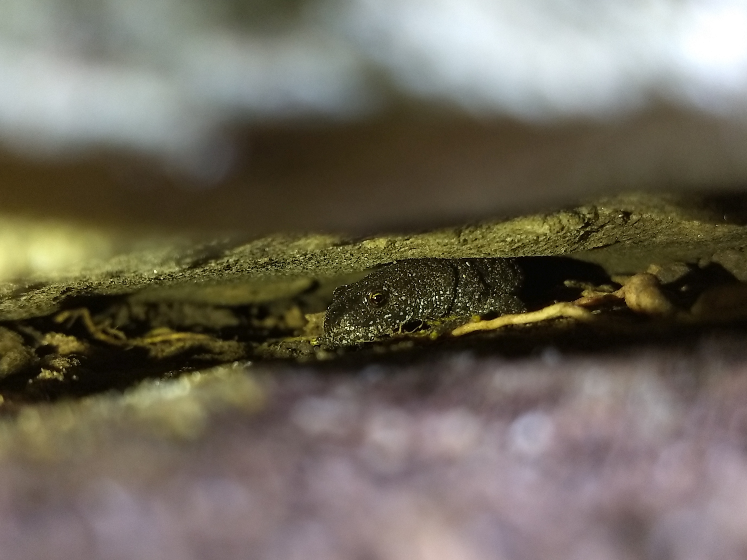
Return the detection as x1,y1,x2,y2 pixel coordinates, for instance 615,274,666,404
2,193,747,321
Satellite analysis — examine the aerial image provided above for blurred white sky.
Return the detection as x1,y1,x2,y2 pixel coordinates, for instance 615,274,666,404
1,0,747,172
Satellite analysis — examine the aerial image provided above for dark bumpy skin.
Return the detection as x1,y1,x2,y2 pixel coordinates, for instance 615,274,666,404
322,258,525,345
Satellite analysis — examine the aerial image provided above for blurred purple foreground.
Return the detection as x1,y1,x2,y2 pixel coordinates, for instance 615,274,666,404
4,338,747,560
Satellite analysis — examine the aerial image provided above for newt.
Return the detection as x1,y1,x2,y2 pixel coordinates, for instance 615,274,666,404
322,258,525,345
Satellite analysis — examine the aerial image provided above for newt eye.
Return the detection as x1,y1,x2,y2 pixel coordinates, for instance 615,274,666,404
367,290,389,308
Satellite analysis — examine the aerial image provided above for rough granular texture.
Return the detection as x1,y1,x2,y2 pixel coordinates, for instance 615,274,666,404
323,258,525,345
2,337,747,559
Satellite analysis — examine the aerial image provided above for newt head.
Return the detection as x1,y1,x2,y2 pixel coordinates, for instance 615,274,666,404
321,260,456,346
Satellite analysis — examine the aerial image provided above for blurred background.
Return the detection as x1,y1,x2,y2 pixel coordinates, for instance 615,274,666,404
1,0,747,235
